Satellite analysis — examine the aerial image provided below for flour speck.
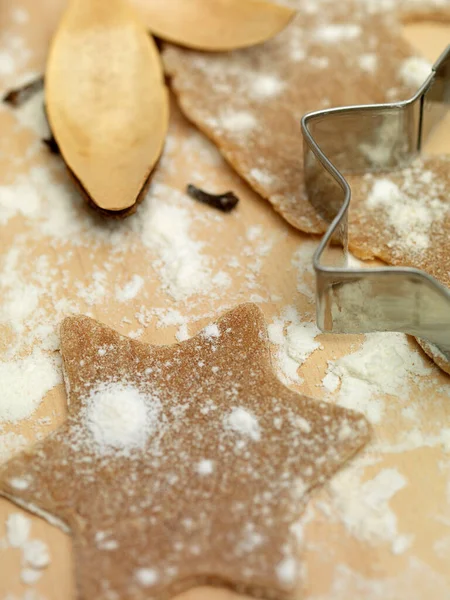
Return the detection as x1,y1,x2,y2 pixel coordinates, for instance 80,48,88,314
250,74,284,99
23,539,50,569
314,24,361,44
6,513,31,547
218,110,256,134
196,459,214,476
136,567,159,587
202,324,220,340
0,349,61,423
115,275,144,302
276,555,297,586
84,383,162,455
399,56,432,89
224,407,261,442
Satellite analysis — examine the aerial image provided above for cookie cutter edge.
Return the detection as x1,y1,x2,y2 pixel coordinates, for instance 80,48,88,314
301,45,450,363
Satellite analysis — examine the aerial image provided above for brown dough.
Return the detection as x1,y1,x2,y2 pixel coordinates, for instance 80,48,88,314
163,0,449,235
0,304,370,600
348,155,450,290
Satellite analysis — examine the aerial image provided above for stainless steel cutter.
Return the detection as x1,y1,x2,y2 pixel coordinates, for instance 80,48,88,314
302,45,450,364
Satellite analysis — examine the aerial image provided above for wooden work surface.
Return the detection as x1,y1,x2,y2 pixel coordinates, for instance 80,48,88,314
0,2,449,599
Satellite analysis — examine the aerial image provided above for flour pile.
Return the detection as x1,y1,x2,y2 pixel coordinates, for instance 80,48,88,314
2,512,50,586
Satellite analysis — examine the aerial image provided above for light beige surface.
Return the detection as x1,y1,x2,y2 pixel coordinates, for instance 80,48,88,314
0,3,449,600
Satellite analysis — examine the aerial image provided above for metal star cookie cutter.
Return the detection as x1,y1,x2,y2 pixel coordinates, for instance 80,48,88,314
301,45,450,363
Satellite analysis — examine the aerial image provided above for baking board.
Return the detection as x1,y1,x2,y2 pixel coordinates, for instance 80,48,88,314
0,2,449,599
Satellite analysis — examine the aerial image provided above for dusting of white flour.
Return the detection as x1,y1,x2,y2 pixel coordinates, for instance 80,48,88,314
325,332,430,424
138,197,212,300
3,512,51,587
314,24,361,44
399,56,432,89
224,407,261,442
366,176,444,252
83,383,162,455
268,306,322,384
328,466,412,554
0,349,61,423
115,275,144,303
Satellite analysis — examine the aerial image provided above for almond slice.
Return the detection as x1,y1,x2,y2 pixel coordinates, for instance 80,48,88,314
132,0,296,51
46,0,169,213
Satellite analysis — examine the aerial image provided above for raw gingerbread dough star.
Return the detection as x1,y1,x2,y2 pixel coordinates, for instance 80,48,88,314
163,0,449,232
0,304,370,600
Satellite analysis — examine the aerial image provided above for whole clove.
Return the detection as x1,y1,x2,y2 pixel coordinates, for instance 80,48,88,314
42,135,60,154
186,184,239,213
2,76,44,107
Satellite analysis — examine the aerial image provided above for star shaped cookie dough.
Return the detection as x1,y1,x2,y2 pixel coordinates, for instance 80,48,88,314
0,304,370,600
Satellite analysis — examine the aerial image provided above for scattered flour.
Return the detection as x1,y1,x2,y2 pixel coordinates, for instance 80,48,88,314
328,467,411,553
291,241,317,302
20,568,42,585
22,539,51,569
84,383,162,455
1,280,40,329
95,531,119,551
314,24,361,44
0,49,15,76
276,555,297,586
0,33,31,77
0,178,42,225
224,407,261,442
268,306,322,385
366,177,443,251
249,168,274,188
312,557,450,600
175,323,190,342
155,308,188,328
3,512,51,587
202,323,220,340
322,371,340,393
326,332,430,424
196,459,214,476
285,321,322,363
135,567,159,587
139,193,213,300
115,275,144,302
0,349,61,423
358,53,377,73
0,432,28,463
11,7,30,24
250,74,284,99
8,477,31,491
216,110,257,134
399,56,432,89
310,56,330,69
6,513,31,547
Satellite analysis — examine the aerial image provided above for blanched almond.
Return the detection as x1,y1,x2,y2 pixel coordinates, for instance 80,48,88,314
132,0,296,51
46,0,169,212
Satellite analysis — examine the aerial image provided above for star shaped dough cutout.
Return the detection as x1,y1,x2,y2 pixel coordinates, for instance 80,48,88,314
0,304,370,600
